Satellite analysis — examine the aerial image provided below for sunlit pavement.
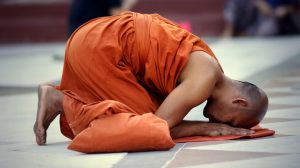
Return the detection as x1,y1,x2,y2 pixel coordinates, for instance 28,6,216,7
1,36,300,168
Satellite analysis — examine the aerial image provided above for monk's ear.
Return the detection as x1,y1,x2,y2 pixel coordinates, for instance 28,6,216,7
232,98,248,107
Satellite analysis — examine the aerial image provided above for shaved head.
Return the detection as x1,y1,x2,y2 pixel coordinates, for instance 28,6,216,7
203,80,269,129
235,81,269,128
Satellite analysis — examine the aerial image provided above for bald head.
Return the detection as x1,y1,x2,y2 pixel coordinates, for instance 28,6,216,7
203,80,269,129
234,81,269,128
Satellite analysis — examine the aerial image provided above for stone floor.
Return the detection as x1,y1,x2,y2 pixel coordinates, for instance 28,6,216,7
0,36,300,168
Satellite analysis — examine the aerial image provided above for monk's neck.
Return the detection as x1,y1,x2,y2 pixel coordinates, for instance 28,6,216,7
211,74,232,100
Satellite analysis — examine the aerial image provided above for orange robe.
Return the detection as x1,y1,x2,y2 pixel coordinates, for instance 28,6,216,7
57,12,218,153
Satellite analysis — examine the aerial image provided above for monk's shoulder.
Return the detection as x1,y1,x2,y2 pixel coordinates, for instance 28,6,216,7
178,51,221,84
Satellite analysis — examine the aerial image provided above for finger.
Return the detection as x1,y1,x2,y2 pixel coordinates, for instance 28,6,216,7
208,130,221,136
220,129,232,136
234,128,253,135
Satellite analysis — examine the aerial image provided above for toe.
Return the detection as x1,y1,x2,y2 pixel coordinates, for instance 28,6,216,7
34,126,46,145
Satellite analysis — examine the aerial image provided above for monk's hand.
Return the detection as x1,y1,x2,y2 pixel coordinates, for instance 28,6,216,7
203,123,254,136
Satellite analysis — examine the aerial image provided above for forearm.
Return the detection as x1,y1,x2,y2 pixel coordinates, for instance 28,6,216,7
156,52,218,129
170,120,209,139
155,79,207,128
170,120,254,139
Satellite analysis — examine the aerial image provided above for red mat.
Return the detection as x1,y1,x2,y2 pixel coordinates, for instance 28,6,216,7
174,125,275,143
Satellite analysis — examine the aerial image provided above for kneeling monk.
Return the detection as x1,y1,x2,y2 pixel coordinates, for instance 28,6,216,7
34,12,268,153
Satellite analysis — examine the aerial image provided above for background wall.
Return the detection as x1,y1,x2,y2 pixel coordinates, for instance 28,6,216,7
0,0,226,43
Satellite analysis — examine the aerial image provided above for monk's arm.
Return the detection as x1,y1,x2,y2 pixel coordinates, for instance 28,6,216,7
170,120,253,139
155,76,214,128
155,51,252,138
155,51,217,128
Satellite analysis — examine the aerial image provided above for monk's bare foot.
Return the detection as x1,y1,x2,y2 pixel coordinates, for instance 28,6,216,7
33,84,63,145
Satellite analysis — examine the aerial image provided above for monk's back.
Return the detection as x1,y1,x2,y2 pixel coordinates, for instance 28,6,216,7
59,12,216,114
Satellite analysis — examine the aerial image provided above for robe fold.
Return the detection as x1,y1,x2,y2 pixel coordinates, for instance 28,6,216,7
56,12,272,153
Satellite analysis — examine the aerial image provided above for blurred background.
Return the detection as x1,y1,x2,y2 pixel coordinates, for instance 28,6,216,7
0,0,225,43
0,0,300,94
0,0,299,44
